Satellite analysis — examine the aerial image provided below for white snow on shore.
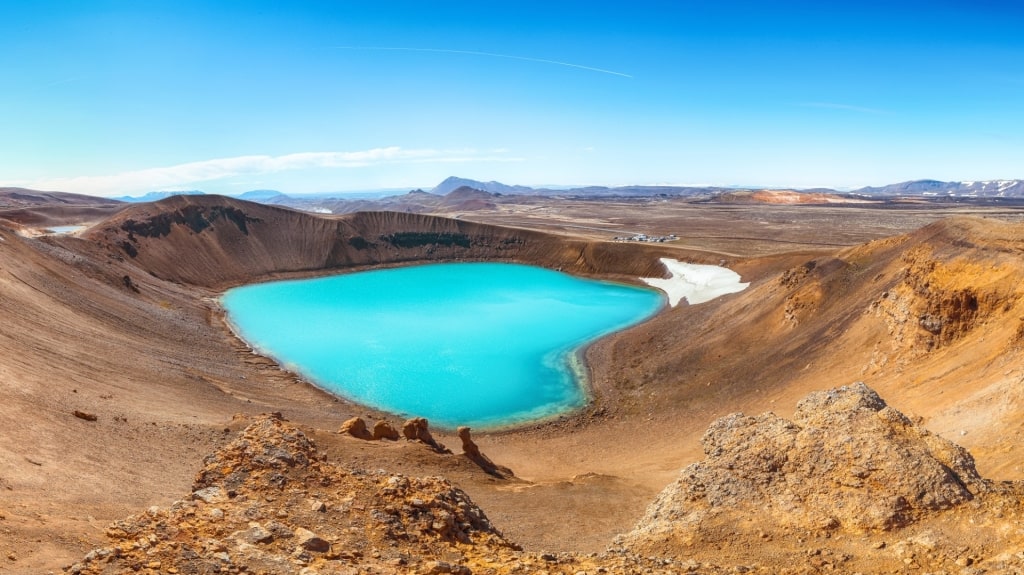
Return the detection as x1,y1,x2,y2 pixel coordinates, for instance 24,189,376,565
642,258,749,307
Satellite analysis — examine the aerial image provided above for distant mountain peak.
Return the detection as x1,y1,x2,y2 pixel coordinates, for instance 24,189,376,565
114,190,206,203
855,179,1024,198
237,189,289,202
430,177,534,196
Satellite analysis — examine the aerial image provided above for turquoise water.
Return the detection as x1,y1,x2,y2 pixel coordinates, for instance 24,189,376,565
222,263,662,428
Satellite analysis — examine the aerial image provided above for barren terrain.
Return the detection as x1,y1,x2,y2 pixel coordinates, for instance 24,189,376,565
2,190,1024,573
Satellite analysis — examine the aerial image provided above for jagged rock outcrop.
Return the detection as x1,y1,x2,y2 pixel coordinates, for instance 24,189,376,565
458,427,514,479
457,426,481,458
622,383,1013,551
616,383,1024,572
870,244,1017,353
402,417,448,452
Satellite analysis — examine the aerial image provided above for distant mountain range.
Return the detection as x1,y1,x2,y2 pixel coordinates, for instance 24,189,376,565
113,190,207,203
82,176,1024,207
236,189,290,203
430,176,535,196
852,179,1024,197
430,177,1024,199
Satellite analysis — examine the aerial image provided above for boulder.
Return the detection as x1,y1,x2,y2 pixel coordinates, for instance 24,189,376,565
339,417,371,440
372,420,400,441
294,527,330,553
623,382,992,551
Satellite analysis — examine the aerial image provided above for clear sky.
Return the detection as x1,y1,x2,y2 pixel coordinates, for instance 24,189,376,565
2,1,1023,196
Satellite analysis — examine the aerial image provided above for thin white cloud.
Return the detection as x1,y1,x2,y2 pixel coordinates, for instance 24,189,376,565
26,147,519,196
333,46,633,78
800,102,886,115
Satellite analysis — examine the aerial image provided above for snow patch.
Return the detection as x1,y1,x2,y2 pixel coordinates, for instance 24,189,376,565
642,258,749,307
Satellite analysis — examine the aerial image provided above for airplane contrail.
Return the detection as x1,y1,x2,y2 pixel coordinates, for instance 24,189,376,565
332,46,632,78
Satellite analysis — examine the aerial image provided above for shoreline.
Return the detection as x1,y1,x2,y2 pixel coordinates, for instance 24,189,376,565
215,263,666,434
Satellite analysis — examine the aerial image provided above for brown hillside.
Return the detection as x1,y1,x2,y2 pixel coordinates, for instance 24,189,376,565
0,188,125,228
85,194,696,288
585,215,1024,479
5,195,1024,571
0,187,124,208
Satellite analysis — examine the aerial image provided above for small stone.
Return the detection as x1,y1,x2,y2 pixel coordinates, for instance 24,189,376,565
266,521,294,539
295,527,331,553
233,522,273,545
310,499,327,512
192,486,224,503
425,561,454,574
73,410,98,422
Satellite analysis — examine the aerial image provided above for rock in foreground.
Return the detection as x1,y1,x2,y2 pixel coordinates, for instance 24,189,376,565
621,382,1024,571
66,413,514,574
66,386,1024,574
64,415,679,575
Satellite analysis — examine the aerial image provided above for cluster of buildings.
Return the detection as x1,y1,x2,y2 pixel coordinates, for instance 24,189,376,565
613,233,678,243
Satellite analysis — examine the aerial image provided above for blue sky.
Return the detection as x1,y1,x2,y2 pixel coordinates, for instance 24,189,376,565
2,1,1022,196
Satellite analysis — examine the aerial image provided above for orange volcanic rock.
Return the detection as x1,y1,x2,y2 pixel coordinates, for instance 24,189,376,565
339,416,372,439
372,419,401,440
621,383,1024,572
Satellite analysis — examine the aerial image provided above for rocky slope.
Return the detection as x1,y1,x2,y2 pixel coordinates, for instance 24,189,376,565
622,382,1024,573
63,414,694,575
68,385,1024,575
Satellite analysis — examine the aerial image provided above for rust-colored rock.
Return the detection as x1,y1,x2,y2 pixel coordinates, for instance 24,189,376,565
457,426,480,458
623,382,999,554
402,417,445,451
457,427,513,479
73,410,97,422
402,417,424,440
339,416,371,439
372,420,400,441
